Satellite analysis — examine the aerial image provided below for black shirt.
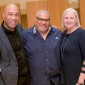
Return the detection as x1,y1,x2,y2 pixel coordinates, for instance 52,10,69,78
61,28,85,85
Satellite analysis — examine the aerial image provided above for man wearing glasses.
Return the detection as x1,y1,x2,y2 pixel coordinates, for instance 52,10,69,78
22,10,62,85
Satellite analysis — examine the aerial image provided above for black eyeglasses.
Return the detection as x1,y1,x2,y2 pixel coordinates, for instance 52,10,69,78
36,16,50,22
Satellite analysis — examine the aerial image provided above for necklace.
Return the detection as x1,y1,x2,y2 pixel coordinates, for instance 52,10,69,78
61,33,72,59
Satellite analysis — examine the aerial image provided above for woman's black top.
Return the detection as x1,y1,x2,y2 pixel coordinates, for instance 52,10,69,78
61,27,85,85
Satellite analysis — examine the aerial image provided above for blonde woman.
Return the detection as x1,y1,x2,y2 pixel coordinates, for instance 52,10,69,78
61,8,85,85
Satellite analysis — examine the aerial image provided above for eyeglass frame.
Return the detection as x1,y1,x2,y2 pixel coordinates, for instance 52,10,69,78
36,16,50,22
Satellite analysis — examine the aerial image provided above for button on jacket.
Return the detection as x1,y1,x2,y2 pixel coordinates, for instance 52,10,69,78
22,25,62,85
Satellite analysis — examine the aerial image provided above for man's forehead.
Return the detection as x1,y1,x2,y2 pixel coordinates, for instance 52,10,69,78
5,4,19,11
37,13,50,19
4,5,19,14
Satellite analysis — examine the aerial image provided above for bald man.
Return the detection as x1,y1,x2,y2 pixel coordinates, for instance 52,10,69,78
0,4,30,85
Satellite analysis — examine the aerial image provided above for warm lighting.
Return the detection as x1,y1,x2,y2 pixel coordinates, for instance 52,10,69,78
68,0,78,3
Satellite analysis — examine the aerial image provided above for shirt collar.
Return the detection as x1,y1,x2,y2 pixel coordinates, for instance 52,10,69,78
1,21,17,33
33,25,53,35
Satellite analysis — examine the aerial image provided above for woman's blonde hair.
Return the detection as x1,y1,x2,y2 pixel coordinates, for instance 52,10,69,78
62,8,80,28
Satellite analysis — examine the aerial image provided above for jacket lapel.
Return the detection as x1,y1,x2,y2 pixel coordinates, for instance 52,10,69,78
0,27,17,62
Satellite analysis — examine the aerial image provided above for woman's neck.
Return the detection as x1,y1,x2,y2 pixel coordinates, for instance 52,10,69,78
66,26,78,34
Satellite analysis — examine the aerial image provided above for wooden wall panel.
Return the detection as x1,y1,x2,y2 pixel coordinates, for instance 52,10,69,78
47,0,68,31
0,6,5,25
0,5,6,23
21,14,28,29
26,1,47,27
79,0,85,29
0,7,2,25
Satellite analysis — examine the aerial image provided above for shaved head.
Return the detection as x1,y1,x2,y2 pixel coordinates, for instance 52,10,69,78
3,4,20,31
3,4,20,16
